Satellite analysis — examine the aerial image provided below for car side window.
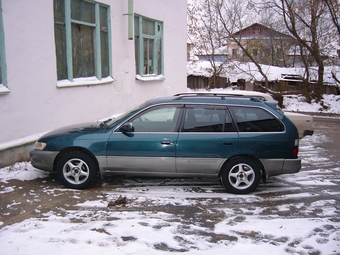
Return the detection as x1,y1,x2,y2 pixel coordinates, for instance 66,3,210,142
182,107,235,132
229,106,284,132
130,106,181,132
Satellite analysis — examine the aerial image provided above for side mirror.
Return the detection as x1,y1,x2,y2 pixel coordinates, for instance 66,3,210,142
120,122,134,134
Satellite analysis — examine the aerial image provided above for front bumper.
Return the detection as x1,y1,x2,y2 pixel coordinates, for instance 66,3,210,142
30,149,58,172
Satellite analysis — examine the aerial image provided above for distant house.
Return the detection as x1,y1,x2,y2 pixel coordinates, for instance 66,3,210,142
194,23,297,67
189,23,339,93
0,0,187,167
225,23,297,67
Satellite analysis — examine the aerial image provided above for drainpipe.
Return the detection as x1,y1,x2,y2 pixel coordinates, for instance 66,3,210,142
128,0,133,40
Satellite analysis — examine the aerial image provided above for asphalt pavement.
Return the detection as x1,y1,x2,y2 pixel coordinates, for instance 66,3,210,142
0,117,339,254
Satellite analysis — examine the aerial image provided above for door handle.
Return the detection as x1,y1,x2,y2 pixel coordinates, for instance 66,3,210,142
223,142,235,146
161,140,173,145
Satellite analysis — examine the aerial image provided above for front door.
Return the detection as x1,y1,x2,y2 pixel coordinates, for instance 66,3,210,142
106,105,182,173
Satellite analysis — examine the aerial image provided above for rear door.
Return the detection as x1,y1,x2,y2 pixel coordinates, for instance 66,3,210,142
176,105,239,174
228,105,290,175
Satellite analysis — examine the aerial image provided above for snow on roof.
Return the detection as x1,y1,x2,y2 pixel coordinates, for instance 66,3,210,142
187,60,340,85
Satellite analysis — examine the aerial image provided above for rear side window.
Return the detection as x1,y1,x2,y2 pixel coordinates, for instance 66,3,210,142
182,106,235,132
229,106,284,132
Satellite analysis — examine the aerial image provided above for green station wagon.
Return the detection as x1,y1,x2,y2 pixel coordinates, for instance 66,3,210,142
30,93,301,194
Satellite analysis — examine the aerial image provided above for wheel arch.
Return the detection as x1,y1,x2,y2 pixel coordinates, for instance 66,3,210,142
219,155,267,182
53,147,100,173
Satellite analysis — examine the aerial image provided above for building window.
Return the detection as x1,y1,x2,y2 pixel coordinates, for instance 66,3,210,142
254,27,261,34
232,49,238,58
0,0,8,94
54,0,111,83
134,15,163,79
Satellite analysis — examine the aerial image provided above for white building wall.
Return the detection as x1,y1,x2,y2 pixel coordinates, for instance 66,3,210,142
0,0,187,146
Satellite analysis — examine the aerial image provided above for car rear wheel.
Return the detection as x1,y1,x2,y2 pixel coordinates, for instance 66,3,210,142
221,157,261,194
56,151,98,189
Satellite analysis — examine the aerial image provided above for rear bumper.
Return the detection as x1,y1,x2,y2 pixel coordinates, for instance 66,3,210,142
30,149,58,172
303,130,314,136
260,158,301,177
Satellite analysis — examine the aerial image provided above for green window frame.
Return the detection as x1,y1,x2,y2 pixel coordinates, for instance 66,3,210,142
0,0,8,93
134,14,163,78
54,0,112,82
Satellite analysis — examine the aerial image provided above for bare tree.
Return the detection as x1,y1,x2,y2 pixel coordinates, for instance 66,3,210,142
324,0,340,86
188,0,297,92
188,0,272,89
259,0,337,102
324,0,340,35
187,1,227,88
188,0,338,98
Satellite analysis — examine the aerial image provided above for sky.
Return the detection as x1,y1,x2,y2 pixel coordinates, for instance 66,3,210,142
0,91,340,254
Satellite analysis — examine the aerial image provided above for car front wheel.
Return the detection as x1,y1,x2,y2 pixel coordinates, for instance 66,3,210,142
221,157,261,194
56,151,98,189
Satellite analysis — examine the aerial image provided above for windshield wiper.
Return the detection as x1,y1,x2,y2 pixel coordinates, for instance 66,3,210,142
99,119,112,129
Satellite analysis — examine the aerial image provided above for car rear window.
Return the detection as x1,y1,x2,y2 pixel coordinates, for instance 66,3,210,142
229,106,284,132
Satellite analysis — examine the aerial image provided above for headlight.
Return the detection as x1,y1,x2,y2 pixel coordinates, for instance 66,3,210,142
34,141,47,150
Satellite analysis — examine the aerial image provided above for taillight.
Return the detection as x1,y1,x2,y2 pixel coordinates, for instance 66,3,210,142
293,147,299,156
293,139,299,157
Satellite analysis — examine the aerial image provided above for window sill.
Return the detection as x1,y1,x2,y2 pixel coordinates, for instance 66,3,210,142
57,76,114,88
0,84,10,95
136,74,165,82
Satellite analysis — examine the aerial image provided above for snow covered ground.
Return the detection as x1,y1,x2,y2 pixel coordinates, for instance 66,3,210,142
284,94,340,115
187,61,340,87
0,93,340,254
1,127,340,254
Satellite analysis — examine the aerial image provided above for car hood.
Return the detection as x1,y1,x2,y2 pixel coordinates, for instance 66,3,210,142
41,122,105,138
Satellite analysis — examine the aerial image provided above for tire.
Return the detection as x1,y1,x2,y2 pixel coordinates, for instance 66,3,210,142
221,157,261,194
56,151,98,189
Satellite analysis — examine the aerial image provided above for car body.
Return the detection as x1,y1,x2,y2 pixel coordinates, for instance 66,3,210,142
197,90,314,139
283,111,313,138
30,93,301,194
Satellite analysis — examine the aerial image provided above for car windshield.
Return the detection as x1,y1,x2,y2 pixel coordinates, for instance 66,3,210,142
105,102,148,128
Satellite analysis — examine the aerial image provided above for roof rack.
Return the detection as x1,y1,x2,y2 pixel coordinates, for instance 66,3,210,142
174,92,242,96
173,92,267,101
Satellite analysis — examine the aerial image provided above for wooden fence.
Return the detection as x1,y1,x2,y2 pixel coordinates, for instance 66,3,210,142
187,75,339,95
